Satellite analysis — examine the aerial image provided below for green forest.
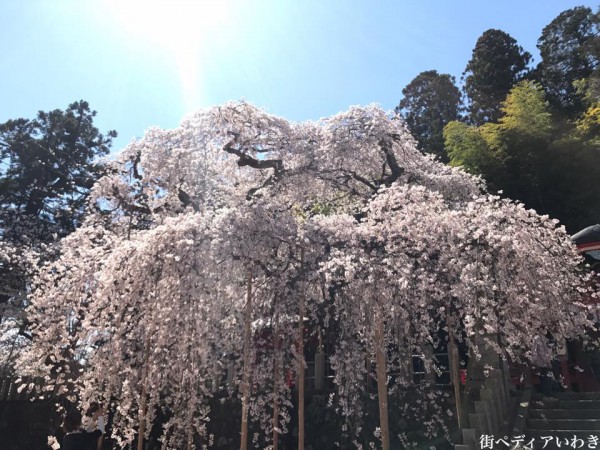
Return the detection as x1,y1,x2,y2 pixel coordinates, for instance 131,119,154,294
396,5,599,233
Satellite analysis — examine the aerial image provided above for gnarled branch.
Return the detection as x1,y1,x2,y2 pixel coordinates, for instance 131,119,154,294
379,136,404,185
223,132,286,199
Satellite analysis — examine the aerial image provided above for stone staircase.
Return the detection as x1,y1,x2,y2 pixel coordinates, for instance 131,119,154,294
524,392,600,448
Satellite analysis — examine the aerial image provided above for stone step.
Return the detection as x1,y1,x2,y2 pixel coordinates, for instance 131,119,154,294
555,392,600,401
527,418,600,430
531,400,600,409
530,408,600,419
532,392,600,401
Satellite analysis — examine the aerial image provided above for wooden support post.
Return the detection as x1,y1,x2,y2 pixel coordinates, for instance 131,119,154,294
297,296,305,450
314,353,325,392
315,327,325,391
186,425,194,450
374,312,390,450
96,432,104,450
272,318,280,450
240,271,253,450
137,339,151,450
397,336,412,386
297,248,305,450
449,330,463,430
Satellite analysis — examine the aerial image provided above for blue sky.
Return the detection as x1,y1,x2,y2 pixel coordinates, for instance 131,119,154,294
0,0,596,152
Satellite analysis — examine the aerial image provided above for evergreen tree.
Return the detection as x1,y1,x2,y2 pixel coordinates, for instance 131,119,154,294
537,6,600,115
0,100,116,241
396,70,462,162
463,29,531,125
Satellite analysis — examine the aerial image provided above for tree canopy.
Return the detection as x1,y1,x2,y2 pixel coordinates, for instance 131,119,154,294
19,103,596,449
396,70,462,162
463,29,532,125
537,6,600,115
0,100,116,241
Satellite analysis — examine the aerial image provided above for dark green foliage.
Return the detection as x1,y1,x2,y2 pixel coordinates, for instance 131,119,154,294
537,6,600,116
446,81,600,233
541,135,600,232
0,100,116,242
463,29,532,125
396,70,462,162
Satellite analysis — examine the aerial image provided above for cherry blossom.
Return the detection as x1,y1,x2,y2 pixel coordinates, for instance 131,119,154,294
20,102,597,449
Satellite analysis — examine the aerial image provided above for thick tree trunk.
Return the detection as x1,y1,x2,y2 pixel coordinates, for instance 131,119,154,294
240,271,253,450
137,339,151,450
297,248,305,450
374,313,390,450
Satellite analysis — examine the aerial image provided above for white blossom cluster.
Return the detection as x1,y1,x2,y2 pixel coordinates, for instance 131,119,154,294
16,102,598,448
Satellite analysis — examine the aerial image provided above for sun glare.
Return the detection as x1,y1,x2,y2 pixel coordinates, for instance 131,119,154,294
106,0,233,109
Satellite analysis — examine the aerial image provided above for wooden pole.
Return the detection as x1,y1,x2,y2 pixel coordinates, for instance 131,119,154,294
187,429,194,450
272,317,280,450
374,312,390,450
240,271,253,450
298,248,305,450
448,329,463,430
137,339,151,450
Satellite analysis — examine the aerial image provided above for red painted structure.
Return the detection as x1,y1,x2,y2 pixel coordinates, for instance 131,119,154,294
511,225,600,392
563,224,600,391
